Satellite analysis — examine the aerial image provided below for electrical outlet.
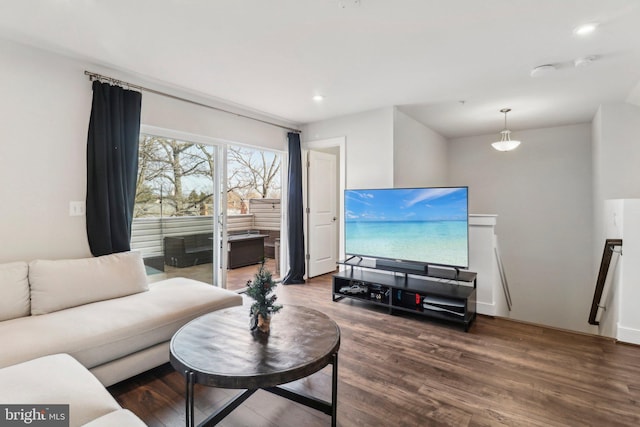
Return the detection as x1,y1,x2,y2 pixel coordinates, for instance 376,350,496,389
69,201,85,216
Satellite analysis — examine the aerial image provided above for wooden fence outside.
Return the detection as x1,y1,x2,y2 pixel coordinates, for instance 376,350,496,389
131,199,281,258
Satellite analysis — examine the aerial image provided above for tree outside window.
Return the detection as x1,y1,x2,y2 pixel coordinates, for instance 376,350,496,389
134,135,281,218
227,146,281,214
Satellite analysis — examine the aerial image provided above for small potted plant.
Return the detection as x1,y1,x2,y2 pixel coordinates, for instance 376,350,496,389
246,259,282,334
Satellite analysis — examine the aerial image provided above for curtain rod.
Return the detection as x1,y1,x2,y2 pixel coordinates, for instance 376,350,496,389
84,71,301,133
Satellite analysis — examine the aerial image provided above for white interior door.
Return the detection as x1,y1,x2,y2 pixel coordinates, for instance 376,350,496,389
307,150,337,278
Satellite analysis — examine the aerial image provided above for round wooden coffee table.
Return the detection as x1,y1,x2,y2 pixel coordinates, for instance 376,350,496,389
170,305,341,427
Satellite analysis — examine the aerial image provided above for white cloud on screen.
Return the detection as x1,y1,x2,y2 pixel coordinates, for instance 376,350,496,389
404,188,461,208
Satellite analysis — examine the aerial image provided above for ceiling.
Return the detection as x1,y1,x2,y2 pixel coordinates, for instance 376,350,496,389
1,0,639,138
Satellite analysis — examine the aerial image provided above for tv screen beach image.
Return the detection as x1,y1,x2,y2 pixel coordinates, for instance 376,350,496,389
345,187,468,267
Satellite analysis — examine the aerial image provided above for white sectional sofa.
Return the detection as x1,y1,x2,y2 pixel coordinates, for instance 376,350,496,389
0,251,243,425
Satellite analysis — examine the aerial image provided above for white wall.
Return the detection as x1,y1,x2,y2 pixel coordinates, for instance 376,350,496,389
591,103,640,339
615,200,640,344
303,107,446,189
393,108,448,187
141,91,288,152
592,103,640,274
594,104,640,199
592,104,640,341
600,199,640,344
303,107,394,189
448,124,594,333
0,38,293,263
592,107,604,275
0,39,92,261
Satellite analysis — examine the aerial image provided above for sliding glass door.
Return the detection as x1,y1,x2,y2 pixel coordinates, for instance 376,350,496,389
130,126,284,290
131,128,224,287
224,144,282,290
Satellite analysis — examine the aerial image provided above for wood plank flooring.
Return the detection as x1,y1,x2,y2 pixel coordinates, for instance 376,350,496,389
109,273,640,426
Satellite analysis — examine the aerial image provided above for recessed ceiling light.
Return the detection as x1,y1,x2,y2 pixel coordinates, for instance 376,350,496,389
312,95,324,102
574,22,599,36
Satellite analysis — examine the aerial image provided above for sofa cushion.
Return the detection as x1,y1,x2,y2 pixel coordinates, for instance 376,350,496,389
0,354,125,427
29,251,148,315
0,261,30,321
0,278,242,371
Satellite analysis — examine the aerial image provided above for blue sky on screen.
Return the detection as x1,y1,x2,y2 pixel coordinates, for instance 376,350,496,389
345,187,467,222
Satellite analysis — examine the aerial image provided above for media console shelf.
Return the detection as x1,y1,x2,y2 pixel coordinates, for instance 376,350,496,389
332,259,477,332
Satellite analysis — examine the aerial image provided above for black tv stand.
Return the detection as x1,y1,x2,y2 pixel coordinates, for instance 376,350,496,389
332,258,477,331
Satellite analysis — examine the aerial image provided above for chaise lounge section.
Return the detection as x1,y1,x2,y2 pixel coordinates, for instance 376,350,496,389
0,353,146,426
0,251,242,386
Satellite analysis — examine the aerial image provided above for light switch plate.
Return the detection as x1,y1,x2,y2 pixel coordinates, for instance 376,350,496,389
69,201,85,216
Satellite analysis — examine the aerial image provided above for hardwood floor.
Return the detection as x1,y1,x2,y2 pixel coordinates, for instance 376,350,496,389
109,273,640,426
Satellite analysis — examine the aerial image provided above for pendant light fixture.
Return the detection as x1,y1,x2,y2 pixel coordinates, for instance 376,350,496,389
491,108,521,152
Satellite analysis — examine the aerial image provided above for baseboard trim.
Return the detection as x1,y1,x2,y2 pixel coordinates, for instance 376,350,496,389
617,324,640,345
476,301,496,316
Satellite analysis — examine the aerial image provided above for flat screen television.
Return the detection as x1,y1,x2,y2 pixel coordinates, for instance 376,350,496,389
344,187,469,269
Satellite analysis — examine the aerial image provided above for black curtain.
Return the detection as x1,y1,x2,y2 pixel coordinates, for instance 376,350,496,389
86,81,142,256
282,132,306,284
